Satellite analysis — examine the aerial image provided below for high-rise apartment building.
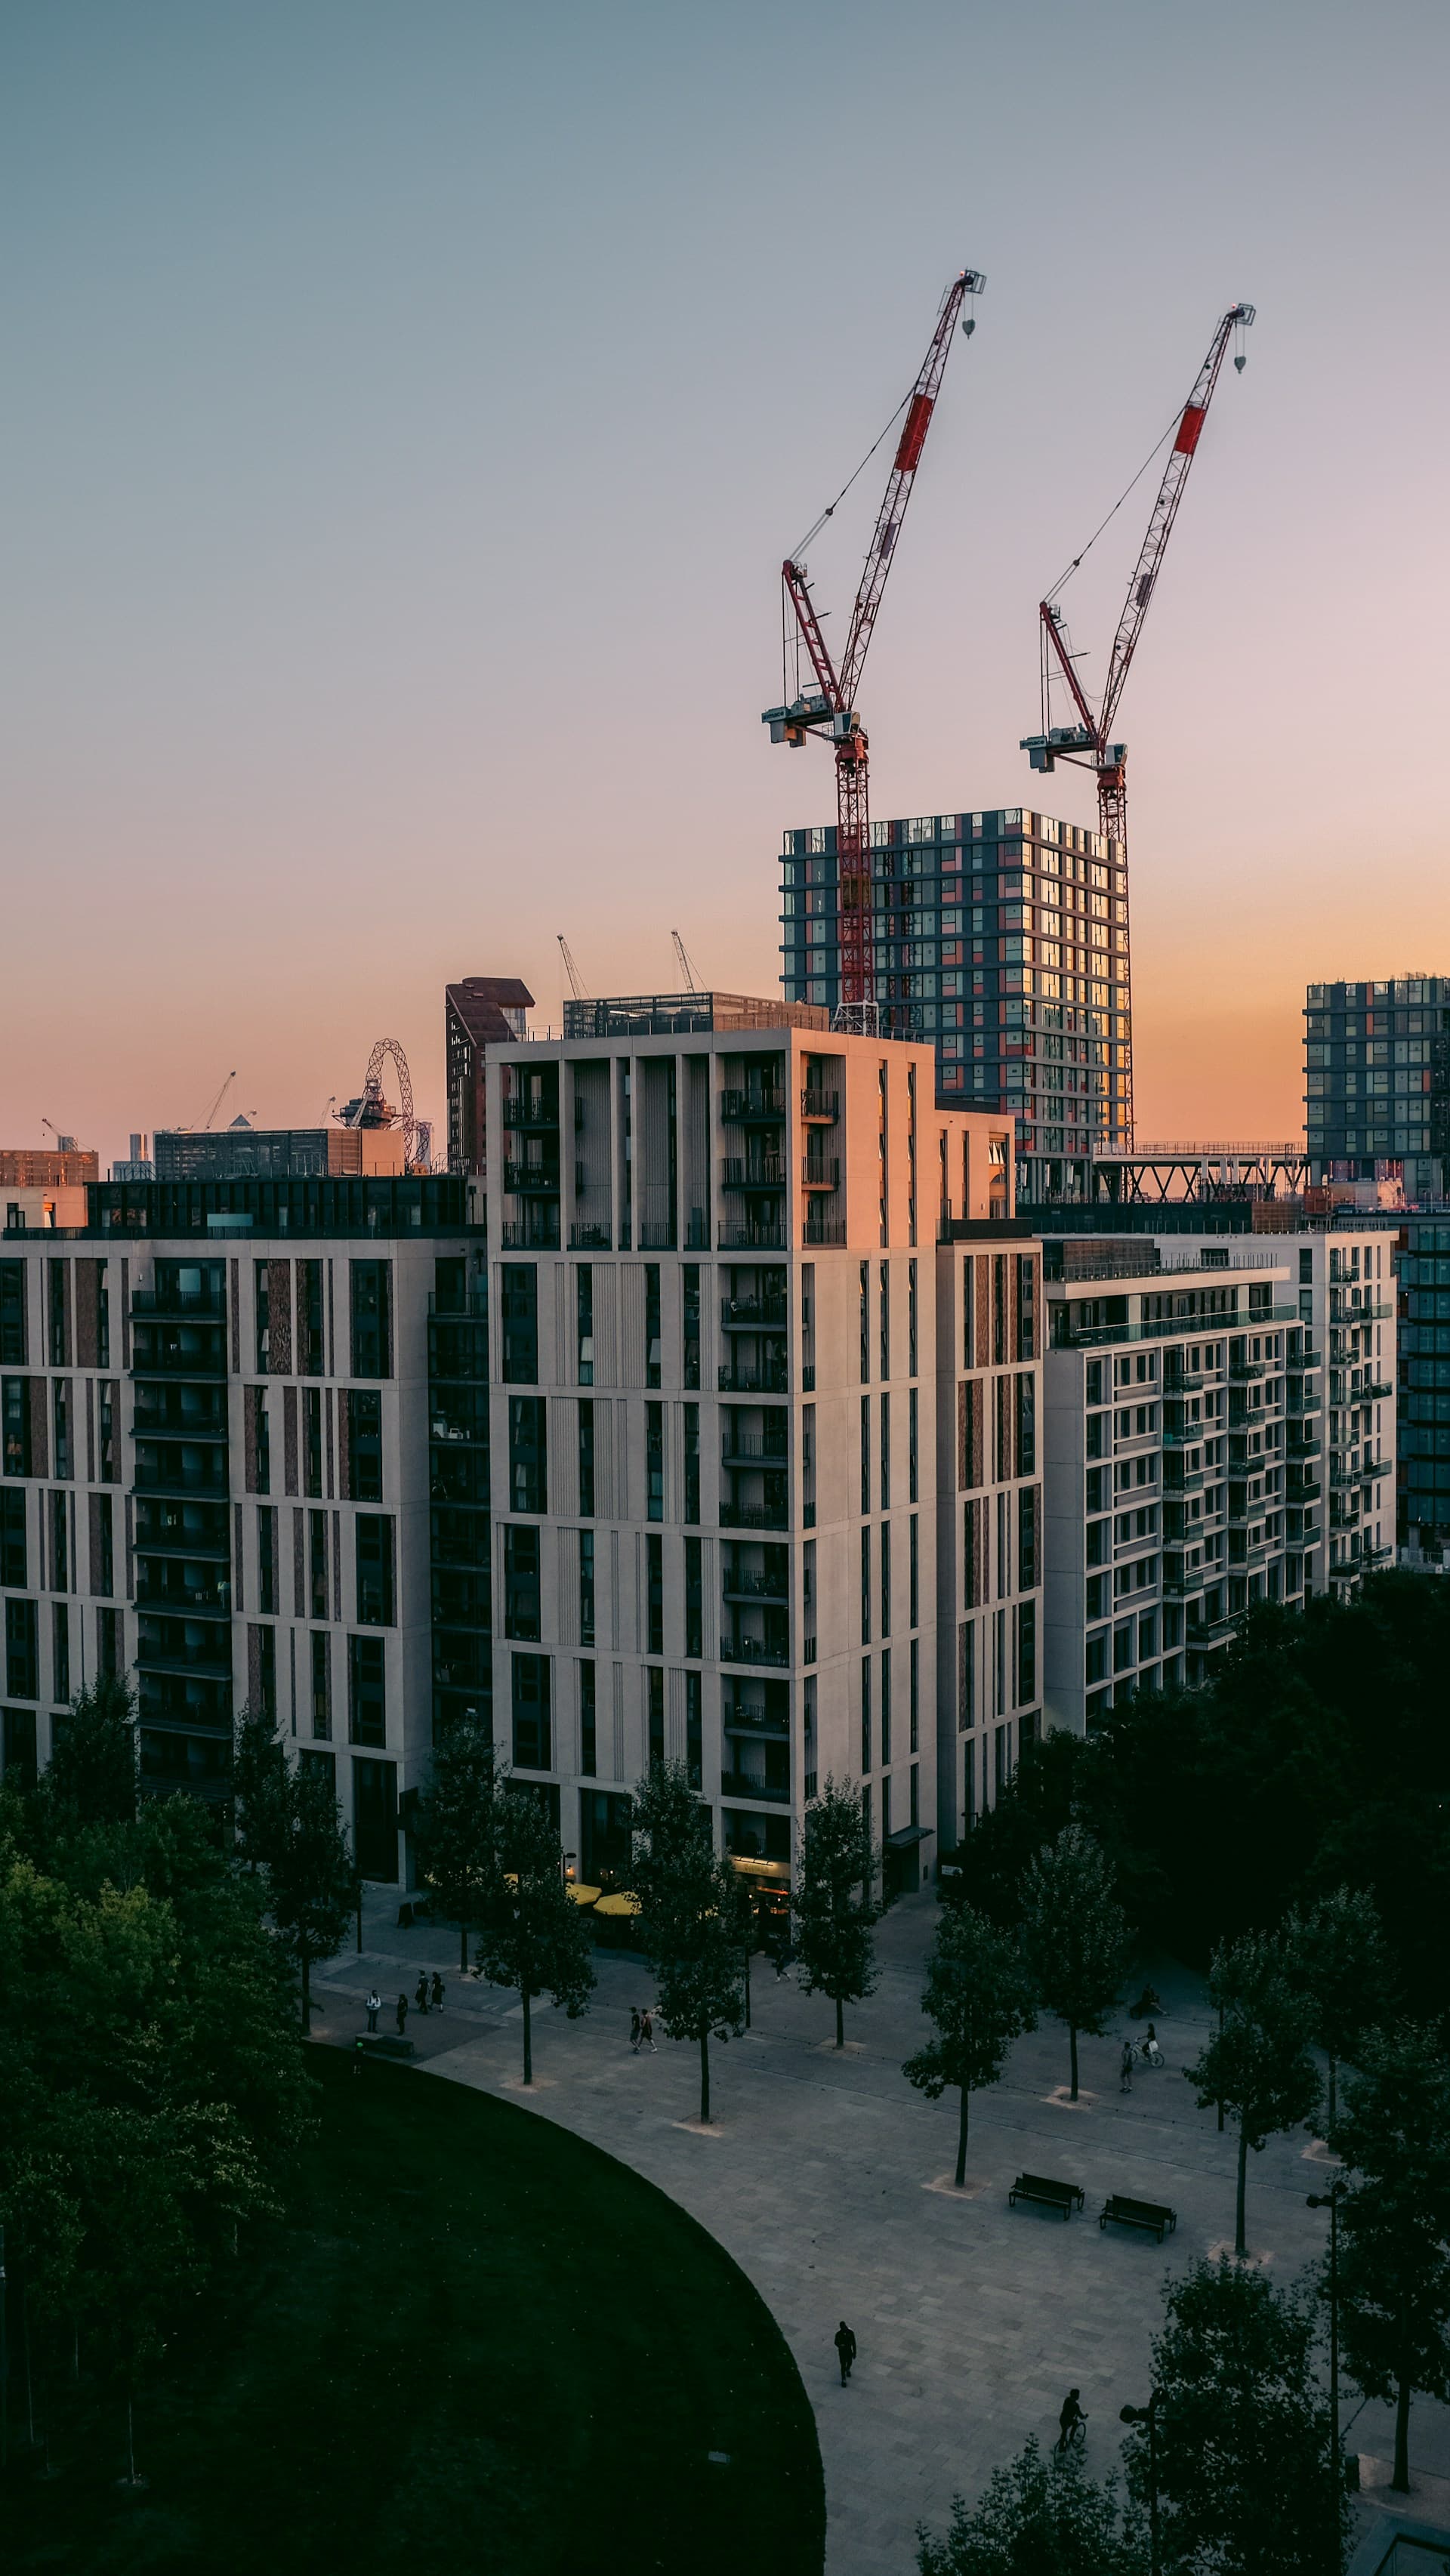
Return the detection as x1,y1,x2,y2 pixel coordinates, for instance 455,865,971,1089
482,992,1031,1896
446,977,534,1176
1304,976,1450,1201
779,805,1131,1199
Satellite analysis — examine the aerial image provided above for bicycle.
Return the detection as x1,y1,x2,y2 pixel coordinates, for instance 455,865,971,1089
1056,2413,1088,2454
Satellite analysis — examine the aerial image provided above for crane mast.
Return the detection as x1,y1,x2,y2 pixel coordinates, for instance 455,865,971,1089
1022,301,1254,848
764,266,986,1023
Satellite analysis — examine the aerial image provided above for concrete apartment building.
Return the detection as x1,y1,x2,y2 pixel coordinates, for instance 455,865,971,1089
480,991,1035,1898
1305,976,1450,1202
0,1175,485,1882
779,806,1132,1201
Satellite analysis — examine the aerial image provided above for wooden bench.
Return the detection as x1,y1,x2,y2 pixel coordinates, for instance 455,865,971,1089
1100,2192,1177,2241
1009,2172,1084,2220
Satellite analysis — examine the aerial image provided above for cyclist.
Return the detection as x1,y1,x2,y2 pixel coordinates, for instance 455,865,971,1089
1057,2389,1087,2451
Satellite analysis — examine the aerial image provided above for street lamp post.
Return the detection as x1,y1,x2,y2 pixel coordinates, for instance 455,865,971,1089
1308,2182,1347,2527
1120,2395,1160,2576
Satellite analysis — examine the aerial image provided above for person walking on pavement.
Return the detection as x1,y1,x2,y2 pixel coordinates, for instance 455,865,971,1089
430,1972,445,2013
629,2008,641,2052
396,1993,409,2036
640,2009,657,2054
834,2321,857,2386
1119,2039,1134,2093
366,1990,381,2035
415,1973,430,2017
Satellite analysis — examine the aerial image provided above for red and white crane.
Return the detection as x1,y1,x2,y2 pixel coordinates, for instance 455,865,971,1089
764,266,986,1023
1021,301,1255,849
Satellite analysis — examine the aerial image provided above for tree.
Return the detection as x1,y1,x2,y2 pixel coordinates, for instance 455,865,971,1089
232,1700,288,1871
265,1756,356,2030
1020,1825,1128,2100
917,2437,1146,2576
904,1904,1037,2187
1127,2258,1346,2576
791,1776,880,2049
1328,2022,1450,2493
476,1789,594,2084
1186,1930,1320,2257
631,1762,747,2124
412,1720,501,1971
43,1675,137,1829
1284,1883,1392,2127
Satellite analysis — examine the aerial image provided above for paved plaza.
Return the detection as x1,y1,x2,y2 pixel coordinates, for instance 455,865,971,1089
316,1886,1450,2574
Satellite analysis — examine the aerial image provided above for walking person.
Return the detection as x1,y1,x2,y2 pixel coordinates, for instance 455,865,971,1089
640,2009,656,2054
396,1992,409,2036
430,1972,445,2013
366,1989,381,2035
415,1973,430,2017
834,2321,857,2386
1119,2039,1134,2093
629,2007,641,2053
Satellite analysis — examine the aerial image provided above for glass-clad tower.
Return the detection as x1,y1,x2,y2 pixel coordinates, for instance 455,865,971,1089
1303,978,1450,1205
779,806,1131,1201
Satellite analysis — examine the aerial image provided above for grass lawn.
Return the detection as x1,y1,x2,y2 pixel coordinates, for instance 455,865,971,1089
8,2050,825,2575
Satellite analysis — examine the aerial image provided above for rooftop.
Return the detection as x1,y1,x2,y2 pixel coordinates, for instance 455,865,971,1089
561,991,831,1040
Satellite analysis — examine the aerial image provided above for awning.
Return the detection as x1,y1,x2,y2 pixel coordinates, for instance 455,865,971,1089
885,1825,931,1849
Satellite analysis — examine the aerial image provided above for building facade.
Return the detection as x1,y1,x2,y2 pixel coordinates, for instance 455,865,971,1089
779,805,1131,1199
1304,976,1450,1202
480,996,1028,1903
446,977,534,1177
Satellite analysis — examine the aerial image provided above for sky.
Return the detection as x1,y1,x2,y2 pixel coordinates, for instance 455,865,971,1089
4,0,1448,1167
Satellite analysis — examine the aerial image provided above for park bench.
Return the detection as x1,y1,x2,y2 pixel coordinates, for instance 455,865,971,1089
1008,2172,1084,2220
1100,2193,1177,2242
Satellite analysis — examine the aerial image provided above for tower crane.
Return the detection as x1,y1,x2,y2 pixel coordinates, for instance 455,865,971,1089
1020,301,1255,850
557,935,590,1003
763,266,986,1026
202,1072,238,1131
671,930,702,994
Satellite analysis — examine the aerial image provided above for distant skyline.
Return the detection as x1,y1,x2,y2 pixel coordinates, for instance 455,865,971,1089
4,0,1448,1168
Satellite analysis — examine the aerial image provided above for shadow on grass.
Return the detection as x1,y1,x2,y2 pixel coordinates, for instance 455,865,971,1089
7,2050,825,2576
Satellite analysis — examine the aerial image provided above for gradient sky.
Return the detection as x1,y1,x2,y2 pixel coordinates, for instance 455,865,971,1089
4,0,1448,1166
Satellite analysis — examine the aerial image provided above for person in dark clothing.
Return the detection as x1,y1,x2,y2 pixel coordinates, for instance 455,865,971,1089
430,1972,445,2013
366,1990,381,2034
1120,2040,1134,2093
834,2322,857,2386
396,1993,409,2035
415,1973,430,2016
1057,2389,1087,2451
629,2008,641,2052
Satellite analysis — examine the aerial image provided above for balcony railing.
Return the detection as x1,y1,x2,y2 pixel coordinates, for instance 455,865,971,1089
131,1461,230,1498
721,1299,787,1331
130,1334,228,1378
722,1572,789,1603
720,1771,791,1803
719,1366,788,1396
502,1162,560,1195
719,1501,789,1530
801,1158,841,1191
501,1100,560,1129
800,1089,839,1122
720,1637,791,1669
130,1286,226,1319
721,1158,785,1190
803,1218,847,1247
721,1434,789,1464
721,1091,785,1124
569,1223,612,1249
498,1219,560,1250
719,1223,787,1251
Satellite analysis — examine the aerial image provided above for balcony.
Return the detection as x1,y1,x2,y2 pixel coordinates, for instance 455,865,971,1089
130,1328,228,1379
1328,1297,1391,1325
1162,1465,1206,1495
1229,1356,1268,1383
720,1432,788,1466
1187,1610,1239,1642
723,1706,789,1739
721,1090,785,1125
719,1501,789,1530
800,1090,839,1123
1164,1368,1205,1393
722,1572,789,1605
721,1299,787,1331
801,1158,841,1192
721,1157,785,1190
498,1217,560,1250
132,1458,230,1499
1287,1473,1322,1502
130,1285,226,1320
501,1100,560,1130
803,1217,847,1246
720,1634,791,1670
1162,1566,1208,1599
1287,1431,1322,1458
719,1223,787,1252
1288,1347,1322,1371
1360,1455,1391,1484
719,1366,788,1396
1364,1377,1393,1401
1162,1423,1206,1448
720,1771,791,1803
569,1223,612,1249
134,1572,232,1615
501,1162,560,1195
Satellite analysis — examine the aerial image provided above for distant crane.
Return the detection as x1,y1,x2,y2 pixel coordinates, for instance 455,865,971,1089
340,1040,418,1168
202,1072,238,1131
1020,301,1256,850
671,930,703,994
763,266,986,1024
557,935,590,1003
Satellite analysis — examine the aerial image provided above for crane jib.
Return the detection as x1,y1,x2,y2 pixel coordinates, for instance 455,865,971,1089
894,393,935,474
1174,403,1207,457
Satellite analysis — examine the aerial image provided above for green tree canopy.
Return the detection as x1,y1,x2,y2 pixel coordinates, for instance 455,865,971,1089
791,1775,880,2050
232,1699,289,1872
1187,1930,1320,2256
632,1762,745,2124
412,1719,501,1970
1128,2258,1345,2576
476,1788,594,2084
1328,2021,1450,2493
917,2436,1146,2576
264,1755,357,2030
904,1903,1036,2186
42,1674,138,1831
1283,1883,1392,2126
1020,1824,1128,2099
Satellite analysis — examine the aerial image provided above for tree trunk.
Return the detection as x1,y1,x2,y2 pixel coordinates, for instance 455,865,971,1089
1217,1998,1225,2131
1069,2024,1079,2101
300,1943,311,2031
459,1920,468,1974
1235,2120,1249,2257
1328,2053,1337,2131
699,2031,711,2125
835,1993,844,2050
955,2087,970,2190
522,1988,532,2086
1393,2365,1411,2494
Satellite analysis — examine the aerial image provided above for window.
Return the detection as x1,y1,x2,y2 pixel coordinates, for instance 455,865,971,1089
908,1259,918,1377
909,1515,919,1628
962,1257,975,1368
881,1521,891,1639
859,1262,870,1384
98,1382,116,1483
350,1260,393,1379
686,1670,702,1790
909,1388,918,1502
1017,1600,1037,1704
310,1511,329,1621
51,1490,67,1590
252,1626,277,1720
860,1525,872,1643
300,1260,325,1374
353,1758,399,1883
685,1535,702,1659
6,1598,39,1699
48,1260,69,1367
50,1381,70,1481
501,1265,538,1384
577,1401,594,1518
579,1660,597,1775
576,1266,594,1384
304,1388,323,1498
860,1395,871,1515
94,1494,113,1599
0,1264,26,1365
255,1262,271,1374
512,1652,551,1769
646,1533,664,1655
258,1504,277,1615
683,1404,699,1526
3,1379,32,1478
683,1266,701,1390
647,1663,665,1766
52,1602,69,1707
505,1523,541,1640
646,1402,664,1522
1018,1485,1038,1590
881,1646,893,1768
354,1515,396,1625
1016,1372,1035,1475
1017,1256,1036,1361
860,1656,872,1773
880,1392,890,1510
97,1607,121,1679
879,1262,890,1381
646,1265,662,1387
347,1390,382,1501
3,1708,38,1786
0,1489,24,1587
255,1390,271,1495
348,1634,387,1745
509,1398,548,1513
909,1637,919,1753
311,1630,332,1738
